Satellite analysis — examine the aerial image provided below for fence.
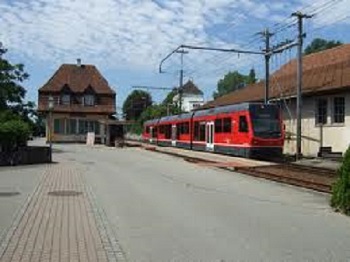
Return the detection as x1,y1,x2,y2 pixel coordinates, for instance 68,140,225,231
0,146,51,166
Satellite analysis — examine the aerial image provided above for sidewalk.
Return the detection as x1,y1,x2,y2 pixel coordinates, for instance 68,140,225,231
0,163,125,262
125,140,272,168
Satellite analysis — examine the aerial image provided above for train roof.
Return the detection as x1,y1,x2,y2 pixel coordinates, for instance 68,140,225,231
159,112,194,123
193,102,272,118
144,119,159,125
144,102,277,125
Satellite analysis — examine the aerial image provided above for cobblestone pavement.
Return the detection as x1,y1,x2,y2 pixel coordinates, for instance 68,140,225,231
0,163,125,262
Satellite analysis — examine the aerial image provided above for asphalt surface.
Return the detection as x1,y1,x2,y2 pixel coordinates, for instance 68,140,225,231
51,144,350,262
1,142,350,262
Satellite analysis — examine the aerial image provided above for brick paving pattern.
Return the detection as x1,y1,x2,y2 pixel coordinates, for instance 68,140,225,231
0,164,122,262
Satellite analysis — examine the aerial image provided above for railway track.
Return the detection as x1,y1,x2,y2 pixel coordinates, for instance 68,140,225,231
183,157,337,193
234,164,337,193
126,140,338,193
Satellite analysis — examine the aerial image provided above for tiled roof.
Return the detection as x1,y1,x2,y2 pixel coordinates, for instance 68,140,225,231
180,80,203,95
204,44,350,108
39,64,115,94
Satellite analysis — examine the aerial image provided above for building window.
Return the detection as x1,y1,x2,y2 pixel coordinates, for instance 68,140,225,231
333,97,345,123
61,94,70,105
95,121,100,135
78,119,99,134
239,116,248,133
192,103,202,109
79,120,86,134
316,98,328,125
53,119,65,134
83,94,95,106
67,119,77,134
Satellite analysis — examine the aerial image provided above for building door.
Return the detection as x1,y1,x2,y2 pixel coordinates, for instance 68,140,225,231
150,127,154,143
206,121,214,151
171,124,177,146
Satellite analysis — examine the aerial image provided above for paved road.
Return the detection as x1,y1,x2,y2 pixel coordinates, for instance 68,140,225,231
50,144,350,262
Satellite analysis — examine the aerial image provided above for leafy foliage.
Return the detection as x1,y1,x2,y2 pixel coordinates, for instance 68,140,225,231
304,38,342,55
122,90,152,120
0,43,29,110
0,111,30,150
213,69,256,99
162,89,178,106
0,42,38,149
124,88,184,135
331,147,350,215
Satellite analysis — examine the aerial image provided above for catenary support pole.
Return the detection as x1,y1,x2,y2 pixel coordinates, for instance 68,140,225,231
292,11,312,160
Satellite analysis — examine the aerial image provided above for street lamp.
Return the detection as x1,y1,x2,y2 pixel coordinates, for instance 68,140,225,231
48,95,54,162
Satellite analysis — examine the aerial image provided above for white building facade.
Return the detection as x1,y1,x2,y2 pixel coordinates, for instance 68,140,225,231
282,91,349,156
173,80,204,112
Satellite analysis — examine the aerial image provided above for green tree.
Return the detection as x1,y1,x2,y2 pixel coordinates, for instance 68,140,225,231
213,69,256,99
304,38,342,55
161,88,182,115
0,42,33,148
0,43,29,110
122,90,152,120
331,147,350,215
162,88,177,106
247,68,256,84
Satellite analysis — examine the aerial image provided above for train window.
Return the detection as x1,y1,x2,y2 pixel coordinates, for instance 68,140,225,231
152,127,158,138
183,122,189,134
194,122,199,140
199,123,206,141
223,118,231,133
177,122,188,135
159,125,164,134
176,124,181,139
176,123,182,134
164,124,171,139
239,116,248,133
146,126,150,134
215,119,222,133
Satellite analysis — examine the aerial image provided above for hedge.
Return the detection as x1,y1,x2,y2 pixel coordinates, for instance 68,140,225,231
331,147,350,215
0,119,30,150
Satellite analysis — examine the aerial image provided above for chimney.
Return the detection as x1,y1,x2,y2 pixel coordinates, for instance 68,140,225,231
77,58,81,67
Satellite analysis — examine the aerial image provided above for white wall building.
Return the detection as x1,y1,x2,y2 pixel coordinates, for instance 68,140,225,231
173,80,204,112
203,44,350,157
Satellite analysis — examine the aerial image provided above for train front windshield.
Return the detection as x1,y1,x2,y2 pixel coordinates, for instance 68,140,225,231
250,105,282,138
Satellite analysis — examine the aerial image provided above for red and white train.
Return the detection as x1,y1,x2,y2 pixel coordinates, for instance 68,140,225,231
142,102,284,159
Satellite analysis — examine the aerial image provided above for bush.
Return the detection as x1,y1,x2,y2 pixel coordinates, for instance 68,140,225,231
331,147,350,215
0,119,30,151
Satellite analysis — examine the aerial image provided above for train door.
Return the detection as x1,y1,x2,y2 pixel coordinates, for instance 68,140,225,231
237,114,250,145
150,126,154,143
206,121,214,151
171,124,177,146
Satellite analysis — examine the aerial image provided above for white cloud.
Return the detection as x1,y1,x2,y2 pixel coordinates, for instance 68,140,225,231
0,0,296,69
1,0,349,103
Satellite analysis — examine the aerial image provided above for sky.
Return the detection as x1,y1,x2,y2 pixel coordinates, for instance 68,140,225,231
1,0,350,116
